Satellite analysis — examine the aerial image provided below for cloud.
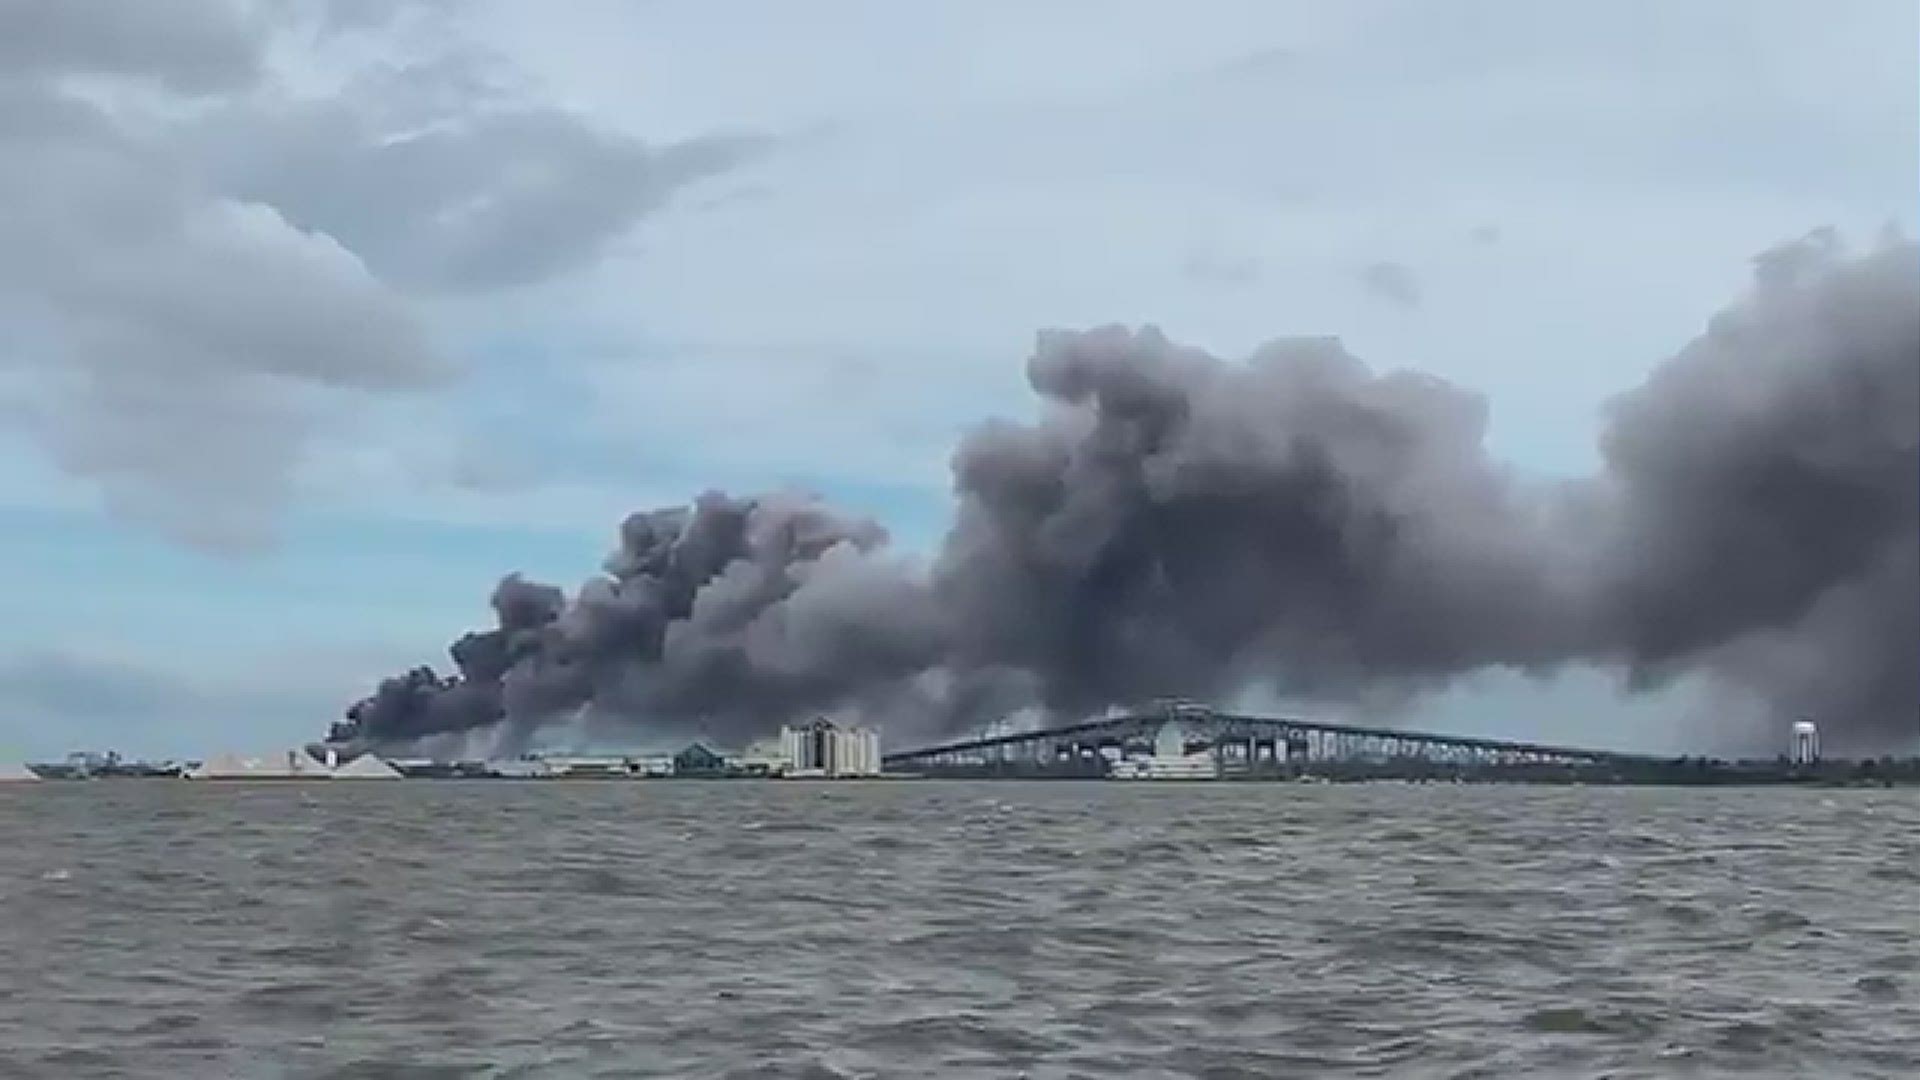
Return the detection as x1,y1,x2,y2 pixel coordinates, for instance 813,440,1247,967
1358,260,1422,309
1182,250,1263,287
0,650,210,724
0,647,373,758
0,80,444,549
302,0,444,34
0,1,762,549
448,0,1911,510
195,68,769,291
0,0,264,94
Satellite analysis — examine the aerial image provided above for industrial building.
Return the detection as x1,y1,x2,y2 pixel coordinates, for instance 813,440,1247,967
527,754,672,778
1107,721,1221,780
780,718,882,777
1790,720,1820,766
672,744,729,776
535,755,639,779
734,735,791,776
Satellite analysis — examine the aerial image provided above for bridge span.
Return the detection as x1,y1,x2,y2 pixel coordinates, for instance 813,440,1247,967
883,702,1651,774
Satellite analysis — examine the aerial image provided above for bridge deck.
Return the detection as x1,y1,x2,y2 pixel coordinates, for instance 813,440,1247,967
883,710,1651,766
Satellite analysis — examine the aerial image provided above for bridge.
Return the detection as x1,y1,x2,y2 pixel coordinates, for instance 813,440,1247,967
883,701,1653,775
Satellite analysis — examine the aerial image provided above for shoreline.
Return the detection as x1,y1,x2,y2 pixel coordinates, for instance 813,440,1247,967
9,772,1915,788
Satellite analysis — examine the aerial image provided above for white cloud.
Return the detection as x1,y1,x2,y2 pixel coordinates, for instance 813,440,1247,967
460,0,1911,493
9,0,1911,536
0,0,761,548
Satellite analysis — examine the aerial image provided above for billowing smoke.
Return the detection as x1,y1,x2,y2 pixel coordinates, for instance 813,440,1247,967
332,493,950,753
333,232,1919,755
1586,230,1918,746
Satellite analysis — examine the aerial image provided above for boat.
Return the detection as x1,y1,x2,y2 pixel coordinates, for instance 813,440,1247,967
1108,752,1221,780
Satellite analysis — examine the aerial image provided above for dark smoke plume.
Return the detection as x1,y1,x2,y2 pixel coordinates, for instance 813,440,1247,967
334,232,1919,755
1587,230,1918,746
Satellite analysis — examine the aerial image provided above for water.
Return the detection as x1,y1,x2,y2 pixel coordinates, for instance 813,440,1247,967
2,781,1915,1078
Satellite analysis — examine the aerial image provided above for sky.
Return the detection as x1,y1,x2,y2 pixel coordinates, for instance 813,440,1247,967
0,0,1913,760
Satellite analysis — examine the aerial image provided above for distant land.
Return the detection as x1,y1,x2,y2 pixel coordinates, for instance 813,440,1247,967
11,706,1916,787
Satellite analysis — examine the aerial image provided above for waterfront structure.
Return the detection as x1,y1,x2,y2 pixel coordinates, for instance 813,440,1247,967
26,751,186,779
735,735,791,776
781,720,817,773
332,753,403,779
381,757,506,779
885,702,1653,775
488,757,552,779
630,755,676,777
482,753,678,778
185,749,399,780
781,718,882,777
1791,720,1820,766
189,748,332,780
1108,721,1221,780
672,743,729,776
843,727,882,777
539,755,633,779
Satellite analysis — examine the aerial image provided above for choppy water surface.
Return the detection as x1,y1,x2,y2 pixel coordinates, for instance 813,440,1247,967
1,782,1915,1078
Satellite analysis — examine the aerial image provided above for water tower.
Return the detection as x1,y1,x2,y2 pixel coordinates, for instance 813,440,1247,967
1790,720,1820,766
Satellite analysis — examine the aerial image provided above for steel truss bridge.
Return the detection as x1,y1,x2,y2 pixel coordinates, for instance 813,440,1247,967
883,702,1651,773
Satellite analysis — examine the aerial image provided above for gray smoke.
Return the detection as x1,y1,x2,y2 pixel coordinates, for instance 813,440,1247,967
1587,230,1918,747
931,329,1590,712
335,492,952,752
334,233,1919,755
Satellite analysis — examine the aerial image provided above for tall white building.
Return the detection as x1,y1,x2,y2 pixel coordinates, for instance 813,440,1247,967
780,718,882,777
843,726,881,776
1790,720,1820,765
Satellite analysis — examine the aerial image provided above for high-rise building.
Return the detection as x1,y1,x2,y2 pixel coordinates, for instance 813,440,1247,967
780,718,882,777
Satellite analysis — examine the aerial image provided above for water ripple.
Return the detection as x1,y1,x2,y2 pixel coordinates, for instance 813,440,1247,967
2,782,1916,1078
